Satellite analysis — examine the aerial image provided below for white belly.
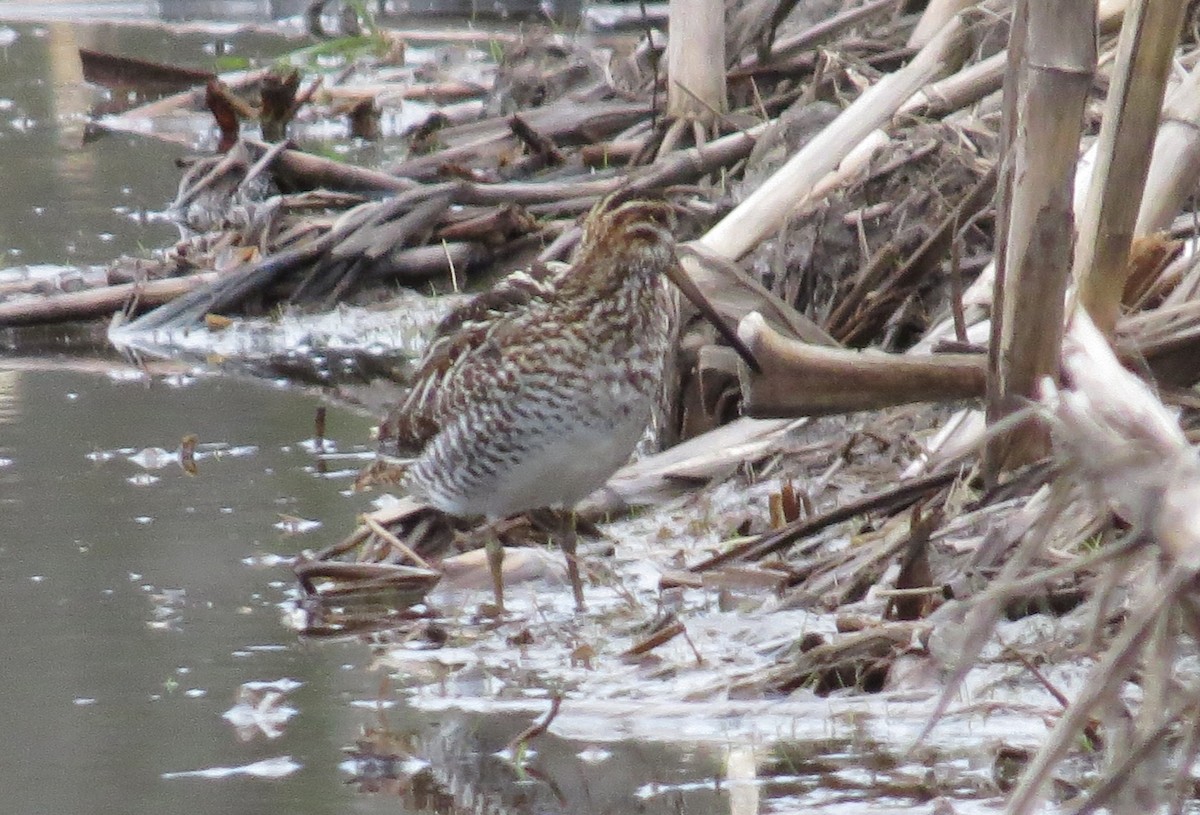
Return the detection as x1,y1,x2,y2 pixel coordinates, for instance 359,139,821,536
430,407,648,519
491,415,644,513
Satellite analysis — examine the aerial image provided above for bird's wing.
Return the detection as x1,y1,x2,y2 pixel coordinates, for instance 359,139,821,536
378,265,562,452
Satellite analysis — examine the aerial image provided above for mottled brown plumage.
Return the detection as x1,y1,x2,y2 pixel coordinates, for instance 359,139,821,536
381,262,561,454
381,195,681,520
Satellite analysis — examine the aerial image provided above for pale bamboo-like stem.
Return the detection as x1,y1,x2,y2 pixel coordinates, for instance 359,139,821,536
697,4,985,263
1073,0,1189,336
908,0,1185,504
984,0,1026,469
906,0,1128,346
681,130,887,333
907,0,978,49
1097,0,1132,23
666,0,727,124
790,129,891,217
1134,63,1200,236
899,50,1006,117
988,0,1096,469
901,0,1129,120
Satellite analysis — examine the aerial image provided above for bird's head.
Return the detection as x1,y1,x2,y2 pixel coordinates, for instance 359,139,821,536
565,190,761,373
573,193,678,280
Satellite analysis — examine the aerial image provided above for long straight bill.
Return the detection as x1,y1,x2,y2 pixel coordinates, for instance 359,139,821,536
664,260,762,373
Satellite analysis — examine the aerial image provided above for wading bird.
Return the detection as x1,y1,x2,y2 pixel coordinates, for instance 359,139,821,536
377,192,757,612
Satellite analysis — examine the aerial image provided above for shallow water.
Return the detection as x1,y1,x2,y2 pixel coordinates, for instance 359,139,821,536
0,367,404,815
0,15,302,268
0,9,418,813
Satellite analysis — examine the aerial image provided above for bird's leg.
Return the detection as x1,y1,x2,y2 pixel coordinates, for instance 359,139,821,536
559,512,586,612
484,522,506,614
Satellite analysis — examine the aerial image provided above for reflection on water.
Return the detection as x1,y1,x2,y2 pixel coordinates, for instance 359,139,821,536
0,366,403,815
0,21,173,267
0,368,20,424
0,20,296,268
0,1,311,23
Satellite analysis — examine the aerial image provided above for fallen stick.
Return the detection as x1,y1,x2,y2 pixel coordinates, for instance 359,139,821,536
736,312,986,417
580,138,648,168
899,50,1006,118
292,559,440,597
735,0,903,70
455,177,624,205
0,273,218,328
323,80,488,103
631,122,770,189
452,124,772,205
79,48,216,91
360,241,489,284
387,100,650,179
93,66,270,126
252,140,418,194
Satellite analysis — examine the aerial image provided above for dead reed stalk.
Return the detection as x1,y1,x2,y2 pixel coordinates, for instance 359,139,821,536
667,0,727,124
985,0,1095,472
1135,62,1200,236
1073,0,1189,336
1010,310,1200,813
